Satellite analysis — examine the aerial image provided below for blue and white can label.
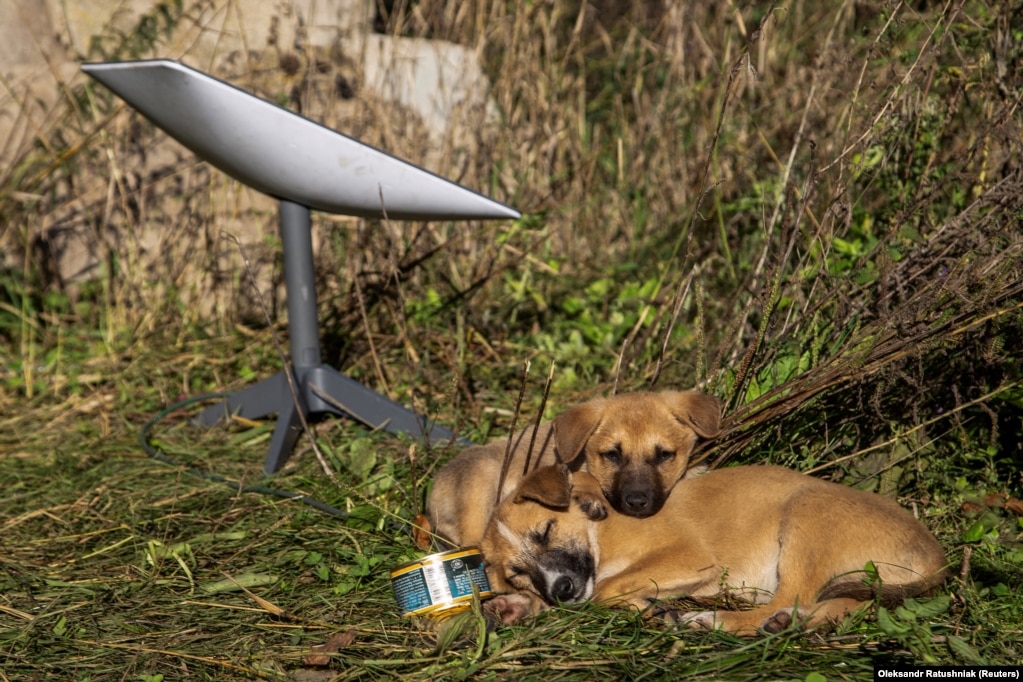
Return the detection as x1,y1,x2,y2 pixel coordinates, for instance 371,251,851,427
390,547,493,618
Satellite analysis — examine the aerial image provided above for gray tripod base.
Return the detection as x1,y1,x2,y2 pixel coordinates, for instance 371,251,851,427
196,365,460,475
194,200,466,475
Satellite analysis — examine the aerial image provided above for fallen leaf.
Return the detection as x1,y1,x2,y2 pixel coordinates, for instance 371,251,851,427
304,628,357,666
412,514,433,550
979,492,1023,516
200,573,278,595
983,492,1008,507
1002,496,1023,516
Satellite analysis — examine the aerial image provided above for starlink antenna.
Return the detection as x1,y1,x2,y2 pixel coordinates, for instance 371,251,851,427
83,59,519,474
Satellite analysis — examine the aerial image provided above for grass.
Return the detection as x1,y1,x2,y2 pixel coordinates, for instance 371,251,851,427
2,0,1023,678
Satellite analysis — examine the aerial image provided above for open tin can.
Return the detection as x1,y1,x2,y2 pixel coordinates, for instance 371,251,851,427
390,547,493,619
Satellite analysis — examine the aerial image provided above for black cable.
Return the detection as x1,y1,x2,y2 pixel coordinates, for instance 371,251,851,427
138,392,351,519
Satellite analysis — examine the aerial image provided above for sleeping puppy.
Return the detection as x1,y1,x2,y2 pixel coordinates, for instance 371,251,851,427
425,390,721,548
479,464,948,634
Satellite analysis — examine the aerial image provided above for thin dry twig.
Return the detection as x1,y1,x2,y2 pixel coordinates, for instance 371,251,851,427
497,359,531,498
522,360,556,476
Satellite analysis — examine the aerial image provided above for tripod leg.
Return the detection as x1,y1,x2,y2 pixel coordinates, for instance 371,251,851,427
195,371,294,427
305,365,470,447
193,369,311,473
263,397,305,474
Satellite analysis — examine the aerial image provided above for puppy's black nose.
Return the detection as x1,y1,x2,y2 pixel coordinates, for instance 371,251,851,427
624,491,651,513
551,575,576,602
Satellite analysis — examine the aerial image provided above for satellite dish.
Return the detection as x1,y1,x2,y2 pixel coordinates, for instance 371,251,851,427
81,59,519,220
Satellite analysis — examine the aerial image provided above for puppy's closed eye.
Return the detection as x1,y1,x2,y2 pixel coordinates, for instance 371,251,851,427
529,519,555,547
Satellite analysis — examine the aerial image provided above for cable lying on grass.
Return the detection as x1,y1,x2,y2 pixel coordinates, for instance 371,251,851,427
138,392,353,520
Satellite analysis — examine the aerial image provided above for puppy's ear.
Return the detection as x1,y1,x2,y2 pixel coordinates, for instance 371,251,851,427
669,391,722,439
514,464,572,509
553,400,604,467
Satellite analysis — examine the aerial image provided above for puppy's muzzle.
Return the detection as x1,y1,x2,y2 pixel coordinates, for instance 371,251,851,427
622,489,653,516
534,548,595,605
615,482,663,517
607,468,668,517
550,575,581,602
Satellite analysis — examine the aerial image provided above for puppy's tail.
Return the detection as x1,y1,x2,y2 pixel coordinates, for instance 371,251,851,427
816,568,950,608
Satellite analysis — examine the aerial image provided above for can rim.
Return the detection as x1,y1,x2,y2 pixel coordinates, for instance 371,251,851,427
389,547,483,578
399,589,495,618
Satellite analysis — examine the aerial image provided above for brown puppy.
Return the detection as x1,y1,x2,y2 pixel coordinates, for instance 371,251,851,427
426,390,721,548
480,464,948,634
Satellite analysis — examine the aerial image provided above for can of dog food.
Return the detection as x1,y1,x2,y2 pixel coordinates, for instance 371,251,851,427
390,547,493,618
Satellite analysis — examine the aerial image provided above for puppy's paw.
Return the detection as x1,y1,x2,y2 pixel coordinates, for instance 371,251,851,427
655,607,720,630
676,610,721,630
572,491,608,521
483,593,544,627
683,463,710,478
760,607,804,634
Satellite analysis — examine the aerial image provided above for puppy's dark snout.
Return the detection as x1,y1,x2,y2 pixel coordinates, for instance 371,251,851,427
551,575,576,602
623,490,651,514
